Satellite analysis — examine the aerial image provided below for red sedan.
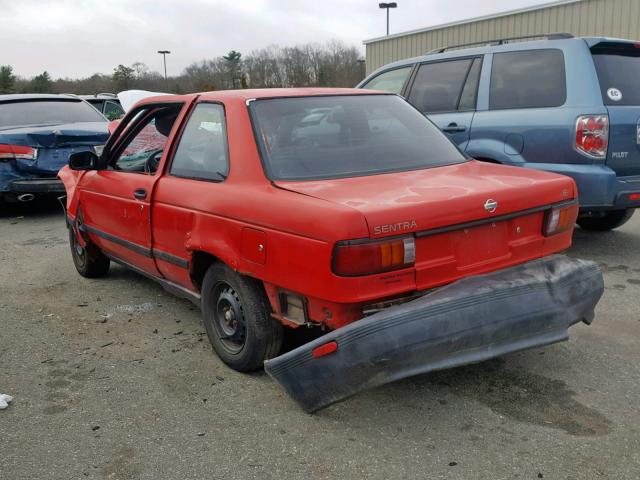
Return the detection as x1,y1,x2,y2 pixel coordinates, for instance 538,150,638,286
59,88,603,411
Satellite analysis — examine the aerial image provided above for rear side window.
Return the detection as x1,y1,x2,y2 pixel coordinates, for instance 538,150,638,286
592,43,640,106
361,67,412,94
407,58,480,113
103,101,125,120
170,103,229,181
490,49,566,110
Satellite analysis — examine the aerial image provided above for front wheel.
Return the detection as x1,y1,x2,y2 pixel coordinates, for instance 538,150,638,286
577,209,635,231
69,228,110,277
201,264,283,372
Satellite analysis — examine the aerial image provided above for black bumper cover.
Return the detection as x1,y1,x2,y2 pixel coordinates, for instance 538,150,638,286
9,178,65,193
264,255,604,412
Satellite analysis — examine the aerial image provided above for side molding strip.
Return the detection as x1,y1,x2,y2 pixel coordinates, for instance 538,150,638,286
83,224,189,269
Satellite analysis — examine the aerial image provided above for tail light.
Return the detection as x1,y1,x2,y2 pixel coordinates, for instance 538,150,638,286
332,236,415,276
543,202,578,236
0,144,37,162
575,115,608,159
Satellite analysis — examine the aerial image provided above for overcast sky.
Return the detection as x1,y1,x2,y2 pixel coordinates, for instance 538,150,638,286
1,0,553,78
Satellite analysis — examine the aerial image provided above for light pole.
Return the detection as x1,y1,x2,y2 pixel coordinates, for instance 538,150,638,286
378,2,397,36
157,50,171,86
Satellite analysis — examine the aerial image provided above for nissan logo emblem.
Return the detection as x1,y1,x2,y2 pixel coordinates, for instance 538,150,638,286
484,199,498,213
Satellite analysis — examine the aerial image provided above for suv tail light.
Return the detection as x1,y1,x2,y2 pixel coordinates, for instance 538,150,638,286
0,144,37,162
575,115,608,159
543,202,578,236
332,236,415,276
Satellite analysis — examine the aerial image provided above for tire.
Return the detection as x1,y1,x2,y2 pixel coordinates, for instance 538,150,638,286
201,263,283,372
577,209,635,231
69,227,110,278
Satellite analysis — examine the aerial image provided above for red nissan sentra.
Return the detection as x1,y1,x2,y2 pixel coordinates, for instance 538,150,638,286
59,88,604,412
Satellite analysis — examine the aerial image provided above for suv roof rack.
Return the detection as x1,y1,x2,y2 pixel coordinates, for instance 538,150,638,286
427,32,574,54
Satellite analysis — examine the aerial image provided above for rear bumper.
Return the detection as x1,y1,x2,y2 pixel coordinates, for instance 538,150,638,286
265,255,603,412
7,178,65,194
523,162,640,210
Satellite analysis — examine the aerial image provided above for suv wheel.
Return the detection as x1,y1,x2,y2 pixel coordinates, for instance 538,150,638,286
69,228,110,277
201,263,283,372
577,209,635,231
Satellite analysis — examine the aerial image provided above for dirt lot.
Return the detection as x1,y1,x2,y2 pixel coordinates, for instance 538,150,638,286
1,200,639,480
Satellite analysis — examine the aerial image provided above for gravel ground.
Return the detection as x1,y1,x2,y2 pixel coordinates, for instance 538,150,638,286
1,200,639,480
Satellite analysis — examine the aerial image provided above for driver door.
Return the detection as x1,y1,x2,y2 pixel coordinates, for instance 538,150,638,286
77,102,185,276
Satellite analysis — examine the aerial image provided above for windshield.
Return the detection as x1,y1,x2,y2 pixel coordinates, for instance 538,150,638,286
250,94,466,181
592,43,640,106
0,99,106,128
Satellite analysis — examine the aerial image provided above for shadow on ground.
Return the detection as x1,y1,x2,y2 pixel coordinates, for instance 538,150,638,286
1,198,64,219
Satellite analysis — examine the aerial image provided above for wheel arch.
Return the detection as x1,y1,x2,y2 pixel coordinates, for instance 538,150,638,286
190,250,222,292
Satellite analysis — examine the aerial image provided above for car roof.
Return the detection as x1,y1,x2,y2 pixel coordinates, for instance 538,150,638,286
135,88,387,107
363,35,640,80
0,93,83,103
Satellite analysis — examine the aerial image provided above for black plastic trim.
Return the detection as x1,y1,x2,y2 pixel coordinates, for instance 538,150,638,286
84,224,152,257
415,199,576,238
153,248,189,269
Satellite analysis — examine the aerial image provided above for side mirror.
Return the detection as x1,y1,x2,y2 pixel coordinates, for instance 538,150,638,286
69,151,99,170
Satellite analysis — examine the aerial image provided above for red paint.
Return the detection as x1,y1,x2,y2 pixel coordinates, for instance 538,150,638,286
59,88,578,331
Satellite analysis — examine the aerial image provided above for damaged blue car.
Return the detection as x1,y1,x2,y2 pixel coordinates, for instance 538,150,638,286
0,94,109,203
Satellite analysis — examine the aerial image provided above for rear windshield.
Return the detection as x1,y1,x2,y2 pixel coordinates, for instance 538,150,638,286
592,43,640,106
0,99,106,129
249,95,466,181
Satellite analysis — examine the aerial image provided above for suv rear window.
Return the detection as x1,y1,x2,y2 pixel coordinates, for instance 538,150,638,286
592,43,640,106
0,99,106,128
250,95,466,181
490,49,566,110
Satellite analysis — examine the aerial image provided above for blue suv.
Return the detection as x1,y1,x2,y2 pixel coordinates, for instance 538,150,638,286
358,34,640,230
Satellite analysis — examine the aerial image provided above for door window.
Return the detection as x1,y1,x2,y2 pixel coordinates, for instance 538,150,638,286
407,58,477,113
361,67,412,94
112,106,181,174
489,49,566,110
169,103,229,181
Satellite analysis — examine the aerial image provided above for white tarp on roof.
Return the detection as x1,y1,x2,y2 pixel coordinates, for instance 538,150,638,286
117,90,170,112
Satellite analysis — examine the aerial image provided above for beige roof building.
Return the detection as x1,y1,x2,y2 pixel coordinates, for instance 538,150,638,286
364,0,640,74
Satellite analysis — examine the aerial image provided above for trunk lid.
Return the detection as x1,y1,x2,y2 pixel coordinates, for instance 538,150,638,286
0,122,108,175
591,40,640,177
276,161,575,290
276,161,574,238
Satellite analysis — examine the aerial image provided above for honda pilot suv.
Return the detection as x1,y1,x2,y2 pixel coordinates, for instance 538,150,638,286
358,34,640,231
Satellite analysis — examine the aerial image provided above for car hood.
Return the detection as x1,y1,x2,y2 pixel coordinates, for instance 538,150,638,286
0,122,109,148
274,161,576,238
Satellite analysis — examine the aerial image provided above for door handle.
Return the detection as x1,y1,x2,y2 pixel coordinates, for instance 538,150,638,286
442,123,467,133
133,188,147,200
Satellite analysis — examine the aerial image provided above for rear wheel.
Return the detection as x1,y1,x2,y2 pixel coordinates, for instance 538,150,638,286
202,263,283,372
69,228,110,277
577,209,635,231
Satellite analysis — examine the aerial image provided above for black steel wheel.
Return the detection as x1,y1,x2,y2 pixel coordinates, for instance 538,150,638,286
202,263,283,372
213,283,247,355
69,227,110,278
